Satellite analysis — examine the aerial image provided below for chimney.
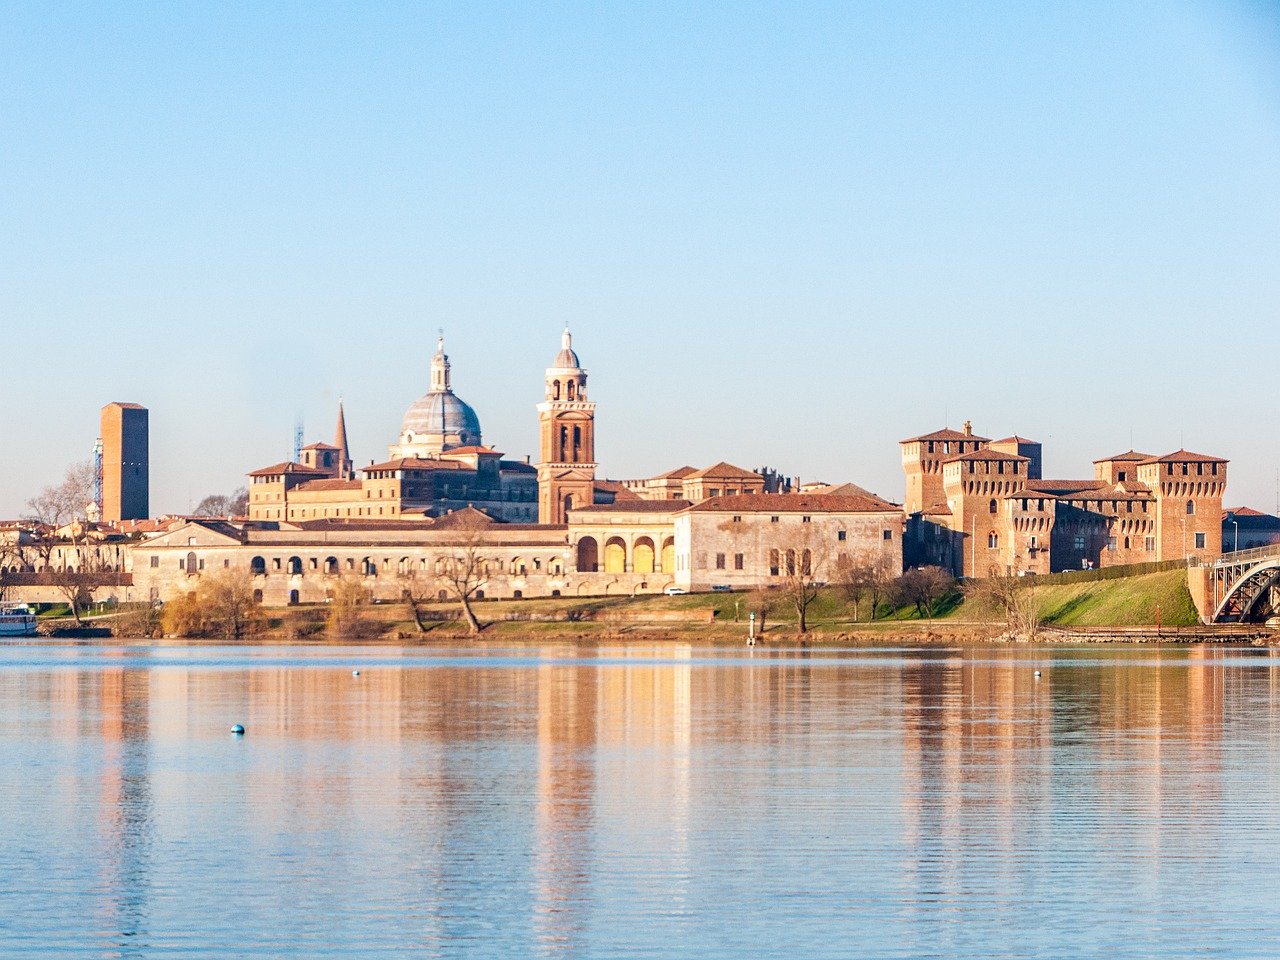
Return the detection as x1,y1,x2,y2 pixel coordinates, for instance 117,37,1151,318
963,420,973,437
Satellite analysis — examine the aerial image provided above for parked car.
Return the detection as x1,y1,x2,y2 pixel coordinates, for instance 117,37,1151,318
664,587,686,596
711,585,733,592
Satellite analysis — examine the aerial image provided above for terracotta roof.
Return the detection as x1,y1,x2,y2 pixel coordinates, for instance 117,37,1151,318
573,499,692,514
300,442,339,451
1092,450,1153,463
901,427,990,444
1139,450,1228,464
593,480,643,500
431,506,499,529
807,481,880,499
921,500,953,517
499,460,538,474
443,445,502,456
293,478,362,492
362,458,468,473
652,466,696,480
944,449,1028,463
248,461,330,477
1227,507,1271,518
992,435,1039,445
684,462,762,481
1022,479,1107,495
687,493,898,514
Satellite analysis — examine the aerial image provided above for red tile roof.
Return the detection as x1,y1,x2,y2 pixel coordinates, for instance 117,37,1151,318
362,458,469,473
944,449,1028,463
1139,450,1228,464
1093,450,1153,463
300,442,339,451
443,445,502,456
901,428,990,444
684,462,762,480
248,461,330,477
1227,506,1270,517
652,466,696,480
992,435,1040,445
294,478,363,492
688,493,899,514
574,499,692,514
430,506,499,528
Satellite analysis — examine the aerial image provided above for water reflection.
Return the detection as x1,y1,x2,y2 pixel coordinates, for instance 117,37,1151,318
3,645,1280,957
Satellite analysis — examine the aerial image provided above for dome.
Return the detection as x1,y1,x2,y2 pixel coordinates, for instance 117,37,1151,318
400,391,482,447
551,326,580,369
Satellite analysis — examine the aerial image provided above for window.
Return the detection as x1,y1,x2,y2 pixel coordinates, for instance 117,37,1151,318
1145,537,1155,551
1186,500,1195,515
149,555,159,568
1074,536,1085,550
732,515,742,523
802,515,811,523
1195,533,1206,549
1108,536,1117,551
715,553,726,570
837,530,846,541
770,516,779,523
988,532,999,549
1029,535,1038,549
734,553,744,570
708,488,720,498
883,529,893,541
769,549,780,576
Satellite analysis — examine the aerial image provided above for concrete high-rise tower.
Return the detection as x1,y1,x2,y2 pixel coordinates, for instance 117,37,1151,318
101,402,149,522
537,328,597,525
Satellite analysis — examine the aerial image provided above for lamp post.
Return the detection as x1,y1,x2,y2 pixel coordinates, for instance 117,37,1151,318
1233,519,1239,552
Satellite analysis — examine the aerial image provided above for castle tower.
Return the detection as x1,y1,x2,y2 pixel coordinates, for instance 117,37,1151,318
100,402,149,522
537,327,597,525
900,421,990,515
1136,451,1228,562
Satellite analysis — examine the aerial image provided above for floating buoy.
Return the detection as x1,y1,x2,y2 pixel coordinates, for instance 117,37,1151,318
352,669,361,677
231,724,245,735
1034,670,1042,679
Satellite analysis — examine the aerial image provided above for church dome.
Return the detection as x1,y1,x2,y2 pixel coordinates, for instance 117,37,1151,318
551,326,581,369
400,391,482,447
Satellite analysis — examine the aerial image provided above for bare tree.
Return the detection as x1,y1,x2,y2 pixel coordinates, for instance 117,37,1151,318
193,488,249,517
437,511,492,634
967,567,1043,640
161,568,262,640
328,574,372,637
746,586,779,637
772,529,830,634
835,552,898,623
893,566,956,623
23,461,101,623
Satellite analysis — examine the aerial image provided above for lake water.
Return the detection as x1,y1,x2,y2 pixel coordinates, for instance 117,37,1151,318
2,642,1279,959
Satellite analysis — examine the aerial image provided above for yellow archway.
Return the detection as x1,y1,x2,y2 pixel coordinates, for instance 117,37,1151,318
634,538,655,574
660,537,674,573
604,538,626,574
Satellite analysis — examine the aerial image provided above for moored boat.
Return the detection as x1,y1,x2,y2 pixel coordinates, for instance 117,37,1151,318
0,604,38,637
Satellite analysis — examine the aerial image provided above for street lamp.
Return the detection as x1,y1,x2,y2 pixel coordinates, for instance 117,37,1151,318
1233,519,1239,552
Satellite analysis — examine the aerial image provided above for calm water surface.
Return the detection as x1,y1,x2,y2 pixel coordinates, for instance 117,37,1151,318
2,642,1279,958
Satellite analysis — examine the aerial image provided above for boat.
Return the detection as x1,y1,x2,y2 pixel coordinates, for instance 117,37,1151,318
0,604,38,637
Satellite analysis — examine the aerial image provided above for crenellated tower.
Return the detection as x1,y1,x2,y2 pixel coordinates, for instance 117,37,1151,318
537,327,597,524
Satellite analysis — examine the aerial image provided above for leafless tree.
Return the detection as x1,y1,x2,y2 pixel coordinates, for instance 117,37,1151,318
23,460,101,623
327,574,373,637
772,528,830,634
161,568,262,640
894,566,956,623
968,565,1043,639
193,488,249,517
437,513,492,634
746,586,779,637
836,551,898,622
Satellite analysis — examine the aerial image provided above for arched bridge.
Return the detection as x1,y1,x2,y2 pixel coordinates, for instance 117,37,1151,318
1208,544,1280,623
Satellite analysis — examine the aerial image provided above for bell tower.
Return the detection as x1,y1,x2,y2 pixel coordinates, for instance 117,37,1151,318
537,327,597,524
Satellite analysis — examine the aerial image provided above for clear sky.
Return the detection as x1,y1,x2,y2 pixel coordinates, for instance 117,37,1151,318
2,1,1278,517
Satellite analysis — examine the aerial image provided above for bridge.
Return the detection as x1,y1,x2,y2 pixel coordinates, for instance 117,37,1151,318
1205,544,1280,624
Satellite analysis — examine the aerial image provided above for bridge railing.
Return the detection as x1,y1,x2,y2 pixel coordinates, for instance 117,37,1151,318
1207,544,1280,569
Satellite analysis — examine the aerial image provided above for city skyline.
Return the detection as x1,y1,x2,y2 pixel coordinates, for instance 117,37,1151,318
3,2,1278,516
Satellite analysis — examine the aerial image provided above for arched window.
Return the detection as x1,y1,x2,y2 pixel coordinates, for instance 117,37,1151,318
988,532,999,549
572,426,582,460
785,549,796,576
1186,500,1195,515
324,557,338,575
576,537,599,573
250,556,266,576
801,549,812,577
185,551,198,576
604,537,626,574
634,537,655,574
660,537,675,573
567,380,575,400
989,499,998,514
553,380,561,400
287,556,302,576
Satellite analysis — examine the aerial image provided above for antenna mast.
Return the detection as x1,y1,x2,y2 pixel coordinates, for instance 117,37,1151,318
294,415,304,463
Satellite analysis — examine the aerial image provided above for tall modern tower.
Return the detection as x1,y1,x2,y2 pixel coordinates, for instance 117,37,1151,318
100,402,149,522
537,328,597,524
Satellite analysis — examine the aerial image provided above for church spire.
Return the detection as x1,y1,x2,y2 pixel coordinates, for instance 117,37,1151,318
334,399,352,480
430,333,451,393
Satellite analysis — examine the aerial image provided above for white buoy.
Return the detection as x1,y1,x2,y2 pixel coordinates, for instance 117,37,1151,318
231,724,245,735
352,669,361,677
1034,670,1042,679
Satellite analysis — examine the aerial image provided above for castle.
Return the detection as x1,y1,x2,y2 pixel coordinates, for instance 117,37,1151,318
901,422,1227,577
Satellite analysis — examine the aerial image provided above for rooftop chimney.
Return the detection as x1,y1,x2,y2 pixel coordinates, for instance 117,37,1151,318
963,420,973,437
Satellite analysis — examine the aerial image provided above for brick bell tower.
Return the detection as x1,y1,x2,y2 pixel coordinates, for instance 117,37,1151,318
537,327,597,524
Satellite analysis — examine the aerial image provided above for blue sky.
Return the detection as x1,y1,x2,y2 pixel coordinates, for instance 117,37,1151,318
2,1,1278,516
